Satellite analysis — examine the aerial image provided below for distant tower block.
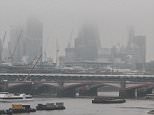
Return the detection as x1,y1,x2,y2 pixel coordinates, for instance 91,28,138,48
23,17,43,64
74,24,101,61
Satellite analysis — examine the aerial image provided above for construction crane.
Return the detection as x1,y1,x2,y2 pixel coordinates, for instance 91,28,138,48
25,54,42,81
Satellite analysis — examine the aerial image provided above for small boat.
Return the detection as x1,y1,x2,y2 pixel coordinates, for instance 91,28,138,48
92,97,126,104
0,92,32,102
0,109,12,115
11,104,36,113
148,110,154,114
0,104,36,114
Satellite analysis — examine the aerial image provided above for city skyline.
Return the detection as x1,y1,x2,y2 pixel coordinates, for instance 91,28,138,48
0,20,149,63
1,1,154,115
0,0,154,61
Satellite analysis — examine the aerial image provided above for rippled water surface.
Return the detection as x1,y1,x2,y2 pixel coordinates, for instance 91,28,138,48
1,97,154,115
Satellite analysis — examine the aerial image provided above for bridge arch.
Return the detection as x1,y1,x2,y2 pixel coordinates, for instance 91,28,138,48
8,83,33,94
57,82,121,97
8,82,58,95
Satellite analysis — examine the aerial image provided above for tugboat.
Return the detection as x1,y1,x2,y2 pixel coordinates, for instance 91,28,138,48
0,92,32,102
92,97,126,104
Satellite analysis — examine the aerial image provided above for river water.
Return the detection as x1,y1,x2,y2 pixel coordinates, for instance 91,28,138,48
1,97,154,115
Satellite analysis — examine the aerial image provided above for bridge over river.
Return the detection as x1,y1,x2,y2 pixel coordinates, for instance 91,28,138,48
0,73,154,98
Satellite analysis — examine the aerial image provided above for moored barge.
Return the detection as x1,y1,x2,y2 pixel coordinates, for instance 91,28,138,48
92,97,126,104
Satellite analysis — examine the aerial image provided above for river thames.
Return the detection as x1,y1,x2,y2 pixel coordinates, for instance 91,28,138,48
1,97,154,115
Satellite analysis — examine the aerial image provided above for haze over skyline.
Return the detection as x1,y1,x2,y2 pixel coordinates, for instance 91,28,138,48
0,0,154,61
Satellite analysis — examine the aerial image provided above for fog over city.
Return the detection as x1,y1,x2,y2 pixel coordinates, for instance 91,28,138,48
1,1,154,114
0,0,154,61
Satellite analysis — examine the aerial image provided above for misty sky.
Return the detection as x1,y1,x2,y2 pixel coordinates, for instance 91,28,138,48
0,0,154,61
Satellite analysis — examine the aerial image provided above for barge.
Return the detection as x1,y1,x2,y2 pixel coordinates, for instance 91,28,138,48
36,102,65,110
92,97,126,104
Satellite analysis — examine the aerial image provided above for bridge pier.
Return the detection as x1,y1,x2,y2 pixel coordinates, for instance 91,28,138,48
79,88,97,97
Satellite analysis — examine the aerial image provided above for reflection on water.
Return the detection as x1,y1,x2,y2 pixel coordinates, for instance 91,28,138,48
0,92,153,115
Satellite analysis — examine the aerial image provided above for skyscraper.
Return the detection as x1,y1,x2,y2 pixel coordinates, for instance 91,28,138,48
23,18,43,64
74,24,101,61
134,35,146,64
125,27,146,69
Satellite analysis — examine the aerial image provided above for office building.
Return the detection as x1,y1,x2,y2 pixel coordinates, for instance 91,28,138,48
23,18,43,64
